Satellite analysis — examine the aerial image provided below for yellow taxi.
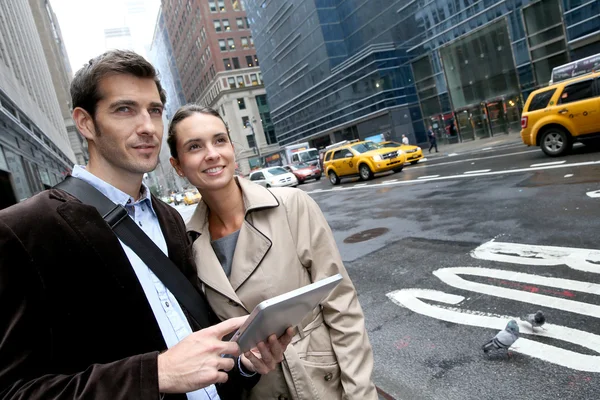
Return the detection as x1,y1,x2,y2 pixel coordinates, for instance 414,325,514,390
183,190,202,205
323,140,407,185
520,70,600,157
377,141,424,164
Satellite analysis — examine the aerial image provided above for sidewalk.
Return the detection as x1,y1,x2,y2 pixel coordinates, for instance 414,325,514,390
422,133,524,159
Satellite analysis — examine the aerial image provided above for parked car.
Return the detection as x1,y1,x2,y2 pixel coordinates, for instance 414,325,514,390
248,167,298,188
377,141,424,164
323,140,406,185
520,69,600,157
283,163,321,184
183,190,202,205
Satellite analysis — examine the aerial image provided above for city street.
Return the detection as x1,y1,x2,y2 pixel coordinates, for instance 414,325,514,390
175,139,600,399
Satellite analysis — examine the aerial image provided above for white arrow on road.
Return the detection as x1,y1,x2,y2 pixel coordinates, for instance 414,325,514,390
387,289,600,372
587,190,600,198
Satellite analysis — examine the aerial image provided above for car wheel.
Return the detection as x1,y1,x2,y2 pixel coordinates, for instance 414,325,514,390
328,171,340,185
410,160,419,165
315,176,321,181
359,164,373,180
540,128,571,157
393,166,404,173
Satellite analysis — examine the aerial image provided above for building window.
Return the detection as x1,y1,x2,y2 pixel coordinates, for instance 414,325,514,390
228,77,236,88
236,17,244,29
245,17,250,28
206,46,211,58
232,57,240,69
242,116,250,127
218,0,225,11
246,134,255,148
241,37,249,49
210,65,216,78
246,55,253,67
219,39,227,51
213,20,222,32
209,1,217,12
220,104,226,116
254,55,259,66
250,73,258,85
232,0,241,11
223,58,232,70
222,19,230,31
201,27,206,42
227,38,235,50
237,98,246,110
249,36,254,47
265,128,277,145
237,76,245,87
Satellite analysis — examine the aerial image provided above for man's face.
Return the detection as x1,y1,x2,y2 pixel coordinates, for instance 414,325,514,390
87,74,164,175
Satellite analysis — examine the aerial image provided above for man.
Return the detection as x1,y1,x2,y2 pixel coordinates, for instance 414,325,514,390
0,50,291,400
427,126,438,153
401,134,409,145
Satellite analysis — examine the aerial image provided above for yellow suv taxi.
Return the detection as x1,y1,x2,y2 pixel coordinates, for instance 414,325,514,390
377,141,424,164
323,140,407,185
521,71,600,156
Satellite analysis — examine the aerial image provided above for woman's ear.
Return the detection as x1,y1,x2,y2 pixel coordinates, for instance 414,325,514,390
170,157,184,177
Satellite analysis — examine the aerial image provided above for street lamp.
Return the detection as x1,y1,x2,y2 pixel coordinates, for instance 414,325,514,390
246,116,261,161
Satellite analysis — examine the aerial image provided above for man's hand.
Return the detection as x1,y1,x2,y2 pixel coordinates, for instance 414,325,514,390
157,316,247,393
240,327,295,375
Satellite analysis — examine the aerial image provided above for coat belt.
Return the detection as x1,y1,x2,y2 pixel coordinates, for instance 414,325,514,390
291,306,324,344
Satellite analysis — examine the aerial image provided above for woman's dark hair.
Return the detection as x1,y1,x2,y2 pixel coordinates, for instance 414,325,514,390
167,105,229,159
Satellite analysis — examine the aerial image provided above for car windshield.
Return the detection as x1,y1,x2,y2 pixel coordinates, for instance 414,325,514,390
268,167,288,175
298,150,318,162
351,142,380,153
293,163,310,169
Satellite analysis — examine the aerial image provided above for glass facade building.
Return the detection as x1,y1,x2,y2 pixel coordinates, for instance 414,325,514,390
245,0,600,147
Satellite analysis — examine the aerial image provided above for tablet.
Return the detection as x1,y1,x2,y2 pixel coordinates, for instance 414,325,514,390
230,274,343,352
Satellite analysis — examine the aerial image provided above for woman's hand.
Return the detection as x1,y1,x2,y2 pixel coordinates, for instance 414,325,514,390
239,327,295,374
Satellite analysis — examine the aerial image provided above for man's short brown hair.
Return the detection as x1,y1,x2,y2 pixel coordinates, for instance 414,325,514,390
70,49,167,117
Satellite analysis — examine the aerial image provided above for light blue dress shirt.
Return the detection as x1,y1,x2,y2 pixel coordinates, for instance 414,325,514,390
71,166,219,400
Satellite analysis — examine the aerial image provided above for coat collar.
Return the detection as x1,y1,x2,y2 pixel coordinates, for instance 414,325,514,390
187,177,279,307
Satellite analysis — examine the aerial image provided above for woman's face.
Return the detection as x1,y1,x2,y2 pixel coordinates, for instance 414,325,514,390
170,112,236,192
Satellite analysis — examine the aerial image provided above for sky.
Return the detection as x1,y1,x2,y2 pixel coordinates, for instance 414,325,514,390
49,0,160,76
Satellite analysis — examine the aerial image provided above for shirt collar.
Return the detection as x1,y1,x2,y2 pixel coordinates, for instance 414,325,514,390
71,165,154,211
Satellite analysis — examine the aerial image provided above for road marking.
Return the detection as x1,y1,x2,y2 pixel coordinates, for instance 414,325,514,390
387,289,600,372
471,240,600,273
481,147,493,151
448,153,458,156
311,189,323,192
382,179,397,183
434,267,600,317
418,175,440,179
564,174,573,178
387,240,600,372
587,190,600,198
464,169,491,174
354,183,367,187
408,149,538,171
531,160,566,167
306,159,600,194
418,158,428,162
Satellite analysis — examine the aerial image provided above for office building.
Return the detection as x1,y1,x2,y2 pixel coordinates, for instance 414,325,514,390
29,0,88,166
0,1,75,208
161,0,278,174
244,0,600,148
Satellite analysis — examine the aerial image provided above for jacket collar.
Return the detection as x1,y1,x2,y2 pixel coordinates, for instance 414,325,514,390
187,177,279,307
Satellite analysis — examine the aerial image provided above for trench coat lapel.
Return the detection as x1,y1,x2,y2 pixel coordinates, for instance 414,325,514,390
188,199,245,308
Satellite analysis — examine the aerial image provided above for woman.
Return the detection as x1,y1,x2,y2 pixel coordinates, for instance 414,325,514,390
168,105,377,400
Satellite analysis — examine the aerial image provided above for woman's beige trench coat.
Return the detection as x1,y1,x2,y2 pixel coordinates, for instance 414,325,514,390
187,177,377,400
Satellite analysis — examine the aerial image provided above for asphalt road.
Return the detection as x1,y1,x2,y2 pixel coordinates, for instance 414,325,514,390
174,141,600,400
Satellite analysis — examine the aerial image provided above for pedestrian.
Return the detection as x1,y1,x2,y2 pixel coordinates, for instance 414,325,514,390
402,134,409,145
167,105,379,400
428,126,438,153
0,50,293,400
